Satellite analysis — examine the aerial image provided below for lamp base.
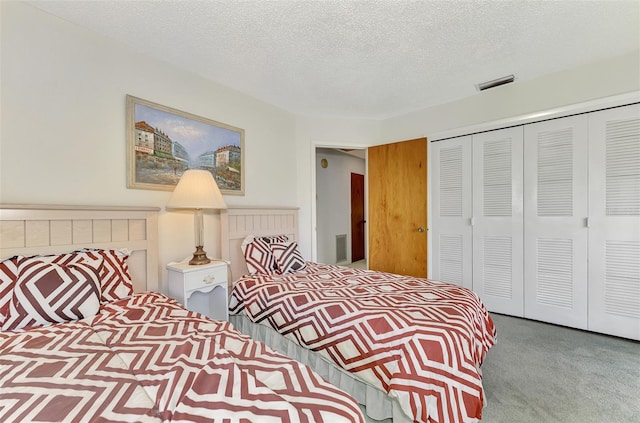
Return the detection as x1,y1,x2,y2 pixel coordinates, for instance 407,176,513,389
189,246,211,265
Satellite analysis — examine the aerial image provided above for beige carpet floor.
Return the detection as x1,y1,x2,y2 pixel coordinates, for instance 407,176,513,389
481,313,640,423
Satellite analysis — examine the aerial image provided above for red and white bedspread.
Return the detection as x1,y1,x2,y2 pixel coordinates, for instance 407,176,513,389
229,262,497,423
0,292,364,423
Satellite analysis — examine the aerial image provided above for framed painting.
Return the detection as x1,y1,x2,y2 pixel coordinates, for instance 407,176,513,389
126,95,244,195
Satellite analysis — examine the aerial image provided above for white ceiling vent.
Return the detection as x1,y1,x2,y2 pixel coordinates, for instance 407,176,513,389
477,75,516,91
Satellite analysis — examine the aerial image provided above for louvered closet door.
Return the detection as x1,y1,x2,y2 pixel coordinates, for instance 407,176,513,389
588,104,640,340
430,136,473,289
523,115,589,329
472,127,524,315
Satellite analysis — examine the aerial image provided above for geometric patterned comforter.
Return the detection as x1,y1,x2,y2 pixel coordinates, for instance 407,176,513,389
0,292,364,422
229,263,497,423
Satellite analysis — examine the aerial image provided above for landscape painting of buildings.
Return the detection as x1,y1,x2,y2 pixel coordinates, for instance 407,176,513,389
129,96,244,194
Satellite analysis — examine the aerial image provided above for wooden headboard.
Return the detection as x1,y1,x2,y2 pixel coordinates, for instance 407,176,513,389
221,206,299,284
0,204,160,292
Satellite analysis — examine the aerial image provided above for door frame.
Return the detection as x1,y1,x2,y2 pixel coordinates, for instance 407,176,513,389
311,144,368,264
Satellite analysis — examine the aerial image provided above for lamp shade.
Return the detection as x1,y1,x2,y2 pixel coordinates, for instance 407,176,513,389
166,169,227,210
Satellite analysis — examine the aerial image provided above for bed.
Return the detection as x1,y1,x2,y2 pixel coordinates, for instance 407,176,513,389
0,204,365,423
221,207,497,423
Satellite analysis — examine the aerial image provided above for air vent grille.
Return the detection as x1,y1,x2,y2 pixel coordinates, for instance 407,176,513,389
336,234,347,263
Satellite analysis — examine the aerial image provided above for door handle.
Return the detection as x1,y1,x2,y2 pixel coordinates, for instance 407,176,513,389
417,227,425,233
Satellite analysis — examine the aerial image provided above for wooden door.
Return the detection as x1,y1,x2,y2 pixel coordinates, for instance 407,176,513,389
351,173,365,262
368,138,427,277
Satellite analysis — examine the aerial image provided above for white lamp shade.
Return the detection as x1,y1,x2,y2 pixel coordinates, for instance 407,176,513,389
166,169,227,210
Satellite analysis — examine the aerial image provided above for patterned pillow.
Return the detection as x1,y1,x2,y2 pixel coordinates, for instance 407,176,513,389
241,235,291,274
75,249,134,303
1,254,83,326
269,241,307,274
2,258,102,331
0,256,22,324
241,236,277,275
36,249,133,303
260,235,289,244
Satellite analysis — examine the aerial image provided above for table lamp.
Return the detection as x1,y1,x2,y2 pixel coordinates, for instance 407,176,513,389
166,169,227,265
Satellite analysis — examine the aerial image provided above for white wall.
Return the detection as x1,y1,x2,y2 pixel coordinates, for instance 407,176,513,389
378,51,639,279
294,51,640,265
380,50,640,141
2,2,639,287
0,2,298,292
315,148,366,264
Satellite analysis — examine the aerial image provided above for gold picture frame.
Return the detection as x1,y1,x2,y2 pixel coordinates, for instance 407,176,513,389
126,95,245,195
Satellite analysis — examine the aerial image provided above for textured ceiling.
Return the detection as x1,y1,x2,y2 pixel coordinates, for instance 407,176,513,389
28,0,640,119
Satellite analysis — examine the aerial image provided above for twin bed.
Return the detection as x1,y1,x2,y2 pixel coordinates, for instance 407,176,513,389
0,205,496,423
222,207,496,423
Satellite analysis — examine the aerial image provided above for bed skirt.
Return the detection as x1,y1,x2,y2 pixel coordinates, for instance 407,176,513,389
230,314,411,423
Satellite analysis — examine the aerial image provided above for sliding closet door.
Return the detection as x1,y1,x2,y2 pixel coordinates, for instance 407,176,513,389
472,127,524,315
430,136,473,289
523,115,589,329
588,104,640,340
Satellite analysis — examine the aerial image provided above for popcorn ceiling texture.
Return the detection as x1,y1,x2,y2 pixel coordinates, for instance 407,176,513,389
27,0,640,119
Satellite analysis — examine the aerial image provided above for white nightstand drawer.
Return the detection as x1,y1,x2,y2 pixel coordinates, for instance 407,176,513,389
183,266,226,292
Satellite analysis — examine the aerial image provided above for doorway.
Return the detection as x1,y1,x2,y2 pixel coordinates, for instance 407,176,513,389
315,147,366,266
351,172,365,262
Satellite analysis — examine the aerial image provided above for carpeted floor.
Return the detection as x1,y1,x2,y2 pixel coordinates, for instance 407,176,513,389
481,313,640,423
348,259,367,270
343,261,639,422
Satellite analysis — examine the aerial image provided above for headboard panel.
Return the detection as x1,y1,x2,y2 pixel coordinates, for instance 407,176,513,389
221,206,299,284
0,204,160,292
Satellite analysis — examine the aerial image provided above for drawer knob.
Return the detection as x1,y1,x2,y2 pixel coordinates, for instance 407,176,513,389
203,275,216,284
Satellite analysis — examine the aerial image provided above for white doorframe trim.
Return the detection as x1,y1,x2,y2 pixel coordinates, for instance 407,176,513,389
311,143,368,264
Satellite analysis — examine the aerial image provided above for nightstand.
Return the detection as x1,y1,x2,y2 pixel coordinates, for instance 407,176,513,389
167,259,229,321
